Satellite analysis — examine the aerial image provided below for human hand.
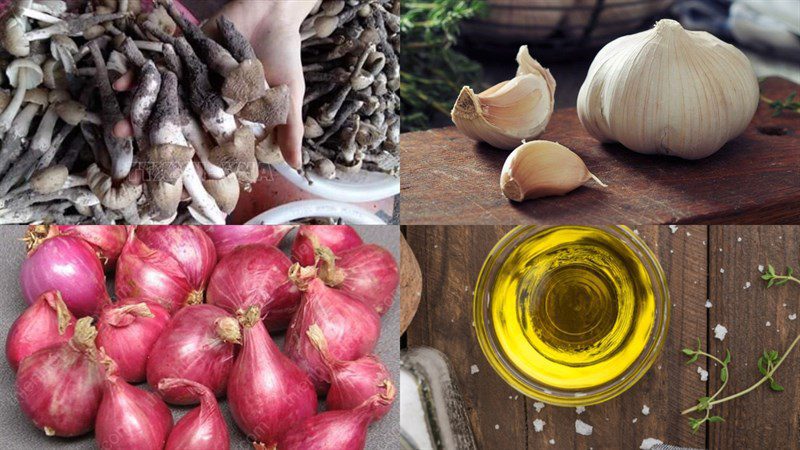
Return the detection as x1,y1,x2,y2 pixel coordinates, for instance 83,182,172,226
114,0,316,169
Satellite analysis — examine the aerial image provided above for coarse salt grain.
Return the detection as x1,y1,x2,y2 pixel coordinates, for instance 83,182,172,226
686,231,692,237
549,439,555,445
641,405,650,415
576,406,585,415
632,418,638,423
758,265,765,273
766,321,771,327
534,402,545,413
714,324,728,341
470,365,479,375
697,366,709,381
790,314,797,321
705,300,712,308
575,419,593,436
533,419,545,432
720,268,725,274
737,237,742,242
640,438,664,450
669,225,678,234
494,424,499,430
744,282,751,289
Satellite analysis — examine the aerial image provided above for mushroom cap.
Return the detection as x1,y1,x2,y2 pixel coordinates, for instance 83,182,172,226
48,89,70,104
50,35,79,56
87,164,143,209
141,143,194,184
7,58,44,89
42,58,68,90
30,165,69,194
24,88,49,108
238,84,290,128
147,179,183,220
221,59,267,106
2,15,30,57
56,100,87,125
202,172,240,214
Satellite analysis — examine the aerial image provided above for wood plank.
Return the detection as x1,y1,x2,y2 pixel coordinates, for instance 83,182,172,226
400,77,800,225
405,225,707,449
708,226,800,448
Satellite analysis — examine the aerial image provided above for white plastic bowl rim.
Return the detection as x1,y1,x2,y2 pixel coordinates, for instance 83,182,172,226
273,163,399,203
245,200,386,225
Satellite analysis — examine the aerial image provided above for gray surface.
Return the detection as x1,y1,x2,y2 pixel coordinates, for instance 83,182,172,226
0,225,399,449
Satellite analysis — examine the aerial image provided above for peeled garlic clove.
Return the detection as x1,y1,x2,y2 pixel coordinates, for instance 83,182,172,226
500,140,606,202
577,19,759,159
452,46,556,150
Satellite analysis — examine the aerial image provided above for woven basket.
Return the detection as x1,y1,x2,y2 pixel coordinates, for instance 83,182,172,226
463,0,673,55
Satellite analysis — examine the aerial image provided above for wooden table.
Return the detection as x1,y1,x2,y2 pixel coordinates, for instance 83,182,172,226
400,78,800,225
403,225,800,449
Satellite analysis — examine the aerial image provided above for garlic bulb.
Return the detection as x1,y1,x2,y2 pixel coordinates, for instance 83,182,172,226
452,46,556,150
500,140,606,202
577,19,759,159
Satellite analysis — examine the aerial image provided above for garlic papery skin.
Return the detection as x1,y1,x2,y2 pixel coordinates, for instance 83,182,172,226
577,19,759,160
452,46,556,150
500,140,606,202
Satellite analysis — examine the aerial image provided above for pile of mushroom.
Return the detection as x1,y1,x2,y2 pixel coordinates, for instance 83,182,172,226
300,0,400,179
0,0,291,224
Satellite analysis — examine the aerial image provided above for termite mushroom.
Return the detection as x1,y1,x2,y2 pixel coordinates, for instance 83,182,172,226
0,57,44,137
0,88,48,178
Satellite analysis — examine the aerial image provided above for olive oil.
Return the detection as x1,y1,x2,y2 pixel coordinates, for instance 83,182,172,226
485,226,658,392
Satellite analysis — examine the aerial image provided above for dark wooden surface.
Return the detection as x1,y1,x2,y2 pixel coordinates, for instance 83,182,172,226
400,77,800,225
403,225,800,449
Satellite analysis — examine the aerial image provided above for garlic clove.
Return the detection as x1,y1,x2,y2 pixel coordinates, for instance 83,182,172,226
500,140,607,202
451,46,556,150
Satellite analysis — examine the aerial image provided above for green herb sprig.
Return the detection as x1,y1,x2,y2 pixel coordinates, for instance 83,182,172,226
761,92,800,117
761,264,800,287
682,261,800,432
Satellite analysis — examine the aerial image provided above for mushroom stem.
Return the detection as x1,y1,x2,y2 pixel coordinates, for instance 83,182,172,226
130,60,162,151
18,7,63,24
145,70,194,183
134,40,163,53
180,106,225,179
0,103,40,177
33,124,76,174
89,41,133,180
183,161,226,224
23,12,126,41
0,103,61,196
0,187,99,214
119,36,147,67
0,84,28,136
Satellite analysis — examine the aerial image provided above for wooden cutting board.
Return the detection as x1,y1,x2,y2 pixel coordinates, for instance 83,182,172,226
401,77,800,224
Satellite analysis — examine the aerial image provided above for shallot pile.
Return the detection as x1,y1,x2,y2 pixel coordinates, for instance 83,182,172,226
0,0,286,225
7,224,399,449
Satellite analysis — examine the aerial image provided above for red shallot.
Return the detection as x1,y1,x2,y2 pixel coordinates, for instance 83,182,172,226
316,244,399,315
206,244,300,331
20,234,109,318
275,392,394,450
116,226,216,313
307,324,396,420
291,225,363,267
285,269,381,392
228,306,317,446
95,359,173,450
200,225,293,260
27,225,128,271
15,318,105,437
96,300,170,383
147,304,241,405
6,290,75,372
158,378,230,450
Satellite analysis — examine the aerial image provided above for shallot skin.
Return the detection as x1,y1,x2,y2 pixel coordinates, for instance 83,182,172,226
276,402,375,450
206,244,300,331
200,225,293,260
286,278,381,391
159,378,230,450
291,225,363,267
147,304,240,405
6,290,75,372
320,243,399,315
326,356,395,420
135,226,217,292
53,225,128,270
20,235,109,318
15,319,104,437
96,300,171,383
115,231,196,313
228,308,317,446
95,375,173,450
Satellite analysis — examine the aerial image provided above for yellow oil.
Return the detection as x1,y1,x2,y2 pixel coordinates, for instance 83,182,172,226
489,226,656,391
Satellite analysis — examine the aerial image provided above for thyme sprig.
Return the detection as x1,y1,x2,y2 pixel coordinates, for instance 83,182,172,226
761,91,800,117
761,264,800,287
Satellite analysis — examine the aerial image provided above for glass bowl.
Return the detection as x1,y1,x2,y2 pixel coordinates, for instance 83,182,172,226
473,225,670,406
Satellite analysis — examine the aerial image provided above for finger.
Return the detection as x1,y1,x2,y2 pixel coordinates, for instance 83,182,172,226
113,70,137,92
113,119,134,139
